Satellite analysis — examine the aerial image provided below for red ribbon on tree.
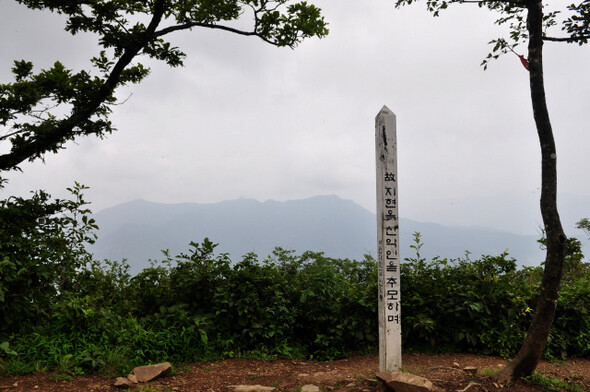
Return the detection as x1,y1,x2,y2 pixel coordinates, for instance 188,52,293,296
507,45,529,71
518,54,530,71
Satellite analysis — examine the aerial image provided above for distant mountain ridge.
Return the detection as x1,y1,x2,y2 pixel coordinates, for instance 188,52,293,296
89,195,555,275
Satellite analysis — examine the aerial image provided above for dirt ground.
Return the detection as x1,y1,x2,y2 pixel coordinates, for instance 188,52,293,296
1,353,589,392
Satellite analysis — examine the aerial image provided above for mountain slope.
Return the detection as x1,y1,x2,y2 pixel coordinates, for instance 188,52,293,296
90,195,546,274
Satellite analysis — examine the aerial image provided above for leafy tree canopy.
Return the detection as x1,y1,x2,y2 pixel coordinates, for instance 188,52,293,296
0,0,328,183
576,218,590,238
393,0,590,67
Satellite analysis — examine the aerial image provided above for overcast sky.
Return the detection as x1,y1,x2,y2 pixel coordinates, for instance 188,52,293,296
1,0,589,236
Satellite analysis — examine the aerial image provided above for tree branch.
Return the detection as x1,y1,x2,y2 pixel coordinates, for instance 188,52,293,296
0,0,327,175
0,129,24,142
0,0,167,172
543,35,590,42
154,22,275,46
458,0,523,4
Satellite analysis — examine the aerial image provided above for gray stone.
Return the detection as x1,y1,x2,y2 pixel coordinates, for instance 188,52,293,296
301,385,320,392
127,373,138,384
462,367,477,375
376,371,444,392
115,362,172,387
114,377,135,388
129,362,172,383
229,385,276,392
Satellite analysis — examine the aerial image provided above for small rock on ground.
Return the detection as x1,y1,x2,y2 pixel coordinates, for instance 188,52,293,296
301,385,320,392
376,371,444,392
230,385,276,392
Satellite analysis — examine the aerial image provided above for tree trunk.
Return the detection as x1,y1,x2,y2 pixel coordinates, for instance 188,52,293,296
495,0,568,383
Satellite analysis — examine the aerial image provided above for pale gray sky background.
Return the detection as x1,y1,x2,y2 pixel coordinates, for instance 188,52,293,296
1,0,589,236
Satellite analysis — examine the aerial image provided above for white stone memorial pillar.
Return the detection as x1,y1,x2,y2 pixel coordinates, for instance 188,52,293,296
375,105,402,372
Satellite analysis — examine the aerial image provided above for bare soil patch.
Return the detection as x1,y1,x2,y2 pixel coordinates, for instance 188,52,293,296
2,353,589,392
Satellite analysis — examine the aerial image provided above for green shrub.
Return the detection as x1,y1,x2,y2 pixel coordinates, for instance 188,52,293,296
0,183,97,334
2,186,590,374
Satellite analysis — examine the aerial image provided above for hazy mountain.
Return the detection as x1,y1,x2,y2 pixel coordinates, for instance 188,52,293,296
404,192,590,236
89,195,562,275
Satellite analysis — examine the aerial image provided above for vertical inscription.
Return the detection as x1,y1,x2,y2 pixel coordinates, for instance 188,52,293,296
375,106,401,372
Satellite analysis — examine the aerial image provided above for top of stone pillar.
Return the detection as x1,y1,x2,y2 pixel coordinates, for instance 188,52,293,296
377,105,395,118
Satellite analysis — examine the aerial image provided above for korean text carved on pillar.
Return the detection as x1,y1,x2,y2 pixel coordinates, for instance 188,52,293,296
375,105,401,372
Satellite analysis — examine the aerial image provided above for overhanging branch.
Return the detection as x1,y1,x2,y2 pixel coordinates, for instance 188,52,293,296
543,35,590,42
458,0,524,4
0,0,168,173
155,22,275,46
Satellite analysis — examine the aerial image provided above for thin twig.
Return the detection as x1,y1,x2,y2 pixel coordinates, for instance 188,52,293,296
458,383,481,392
